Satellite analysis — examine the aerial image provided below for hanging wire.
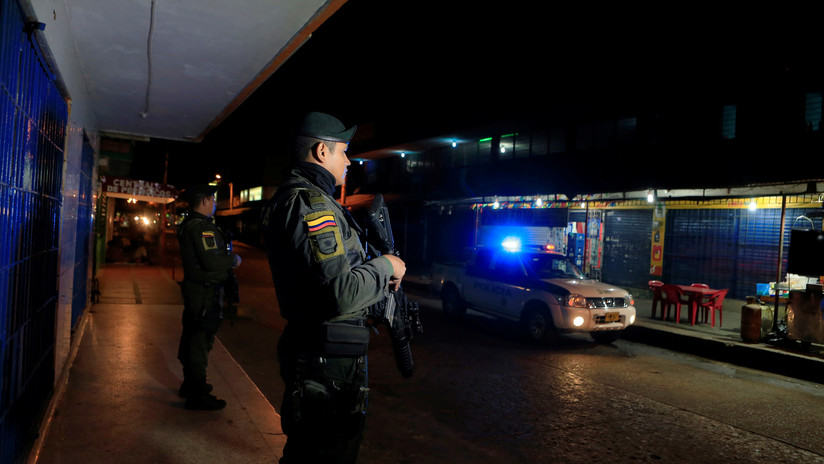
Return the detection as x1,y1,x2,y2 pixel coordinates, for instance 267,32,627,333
141,0,157,118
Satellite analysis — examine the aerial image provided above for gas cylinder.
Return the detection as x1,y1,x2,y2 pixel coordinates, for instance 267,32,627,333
741,296,763,343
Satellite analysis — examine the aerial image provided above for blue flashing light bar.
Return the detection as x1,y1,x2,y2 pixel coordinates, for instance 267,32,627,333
502,236,522,252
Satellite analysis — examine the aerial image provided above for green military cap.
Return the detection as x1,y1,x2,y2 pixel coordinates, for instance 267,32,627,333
299,111,357,143
180,184,218,204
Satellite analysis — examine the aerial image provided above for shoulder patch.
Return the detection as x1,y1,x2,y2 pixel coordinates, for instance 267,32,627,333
306,189,328,209
304,210,344,261
201,231,218,250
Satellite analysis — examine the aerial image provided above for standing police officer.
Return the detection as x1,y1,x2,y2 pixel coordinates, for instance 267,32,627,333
177,184,241,410
262,112,406,463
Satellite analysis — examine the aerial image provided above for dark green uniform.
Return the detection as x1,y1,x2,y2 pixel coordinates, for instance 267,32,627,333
262,163,394,464
177,211,234,404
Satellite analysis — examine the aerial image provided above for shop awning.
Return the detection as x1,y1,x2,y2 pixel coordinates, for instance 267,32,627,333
101,176,177,204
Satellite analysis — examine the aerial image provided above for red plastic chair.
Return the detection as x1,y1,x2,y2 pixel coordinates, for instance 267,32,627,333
697,289,728,328
661,284,686,323
649,280,664,318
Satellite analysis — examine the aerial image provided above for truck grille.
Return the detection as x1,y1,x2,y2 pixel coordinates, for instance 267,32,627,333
586,297,627,309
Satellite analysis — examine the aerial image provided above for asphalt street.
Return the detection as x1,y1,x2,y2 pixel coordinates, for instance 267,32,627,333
218,242,824,464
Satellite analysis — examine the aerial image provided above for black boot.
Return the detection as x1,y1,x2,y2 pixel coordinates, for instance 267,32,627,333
179,381,213,398
185,393,227,411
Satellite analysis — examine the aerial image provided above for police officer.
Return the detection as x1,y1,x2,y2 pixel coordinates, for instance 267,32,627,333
177,183,241,410
262,112,406,463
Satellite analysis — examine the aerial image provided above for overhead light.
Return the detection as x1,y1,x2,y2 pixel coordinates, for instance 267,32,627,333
493,197,500,209
647,190,655,203
535,197,543,207
451,141,457,148
400,152,406,158
748,199,757,211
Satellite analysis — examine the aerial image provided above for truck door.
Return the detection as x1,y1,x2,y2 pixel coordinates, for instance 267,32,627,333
463,248,496,311
492,252,530,318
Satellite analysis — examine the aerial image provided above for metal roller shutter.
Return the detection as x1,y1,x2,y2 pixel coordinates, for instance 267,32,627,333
602,210,653,289
664,209,738,293
663,207,823,299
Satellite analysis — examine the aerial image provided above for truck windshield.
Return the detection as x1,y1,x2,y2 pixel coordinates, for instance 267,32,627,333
524,253,587,279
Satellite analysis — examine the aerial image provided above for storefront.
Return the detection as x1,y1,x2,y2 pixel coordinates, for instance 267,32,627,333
98,176,178,266
422,183,824,301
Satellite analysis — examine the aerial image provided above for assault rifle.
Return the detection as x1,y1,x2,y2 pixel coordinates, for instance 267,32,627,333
222,228,240,323
362,194,423,378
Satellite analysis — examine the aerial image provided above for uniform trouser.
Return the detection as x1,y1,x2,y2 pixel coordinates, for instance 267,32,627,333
178,309,222,394
279,401,365,464
278,329,368,464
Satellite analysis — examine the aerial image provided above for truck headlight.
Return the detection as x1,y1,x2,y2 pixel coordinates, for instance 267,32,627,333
566,294,587,308
573,316,585,327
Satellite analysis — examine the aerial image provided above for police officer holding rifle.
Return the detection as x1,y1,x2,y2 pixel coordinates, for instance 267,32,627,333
262,112,406,463
177,183,242,410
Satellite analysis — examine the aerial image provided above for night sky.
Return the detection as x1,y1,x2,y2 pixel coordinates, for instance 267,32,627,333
131,1,815,191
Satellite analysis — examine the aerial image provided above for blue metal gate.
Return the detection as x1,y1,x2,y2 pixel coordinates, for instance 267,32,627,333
664,207,824,299
1,0,68,462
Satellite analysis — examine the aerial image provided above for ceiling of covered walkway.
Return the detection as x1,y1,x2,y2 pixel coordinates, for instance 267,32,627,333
52,0,346,142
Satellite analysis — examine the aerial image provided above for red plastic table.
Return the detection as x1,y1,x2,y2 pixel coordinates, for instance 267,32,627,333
675,285,720,325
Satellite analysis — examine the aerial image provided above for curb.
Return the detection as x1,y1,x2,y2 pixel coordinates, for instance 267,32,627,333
622,323,824,385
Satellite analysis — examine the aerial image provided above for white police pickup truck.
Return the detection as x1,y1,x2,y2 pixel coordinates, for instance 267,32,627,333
430,240,636,344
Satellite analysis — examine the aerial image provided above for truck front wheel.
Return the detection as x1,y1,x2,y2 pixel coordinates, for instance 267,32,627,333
442,285,466,320
522,306,558,344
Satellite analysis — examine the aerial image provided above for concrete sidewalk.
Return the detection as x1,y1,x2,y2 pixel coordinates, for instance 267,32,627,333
31,263,285,464
623,289,824,385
